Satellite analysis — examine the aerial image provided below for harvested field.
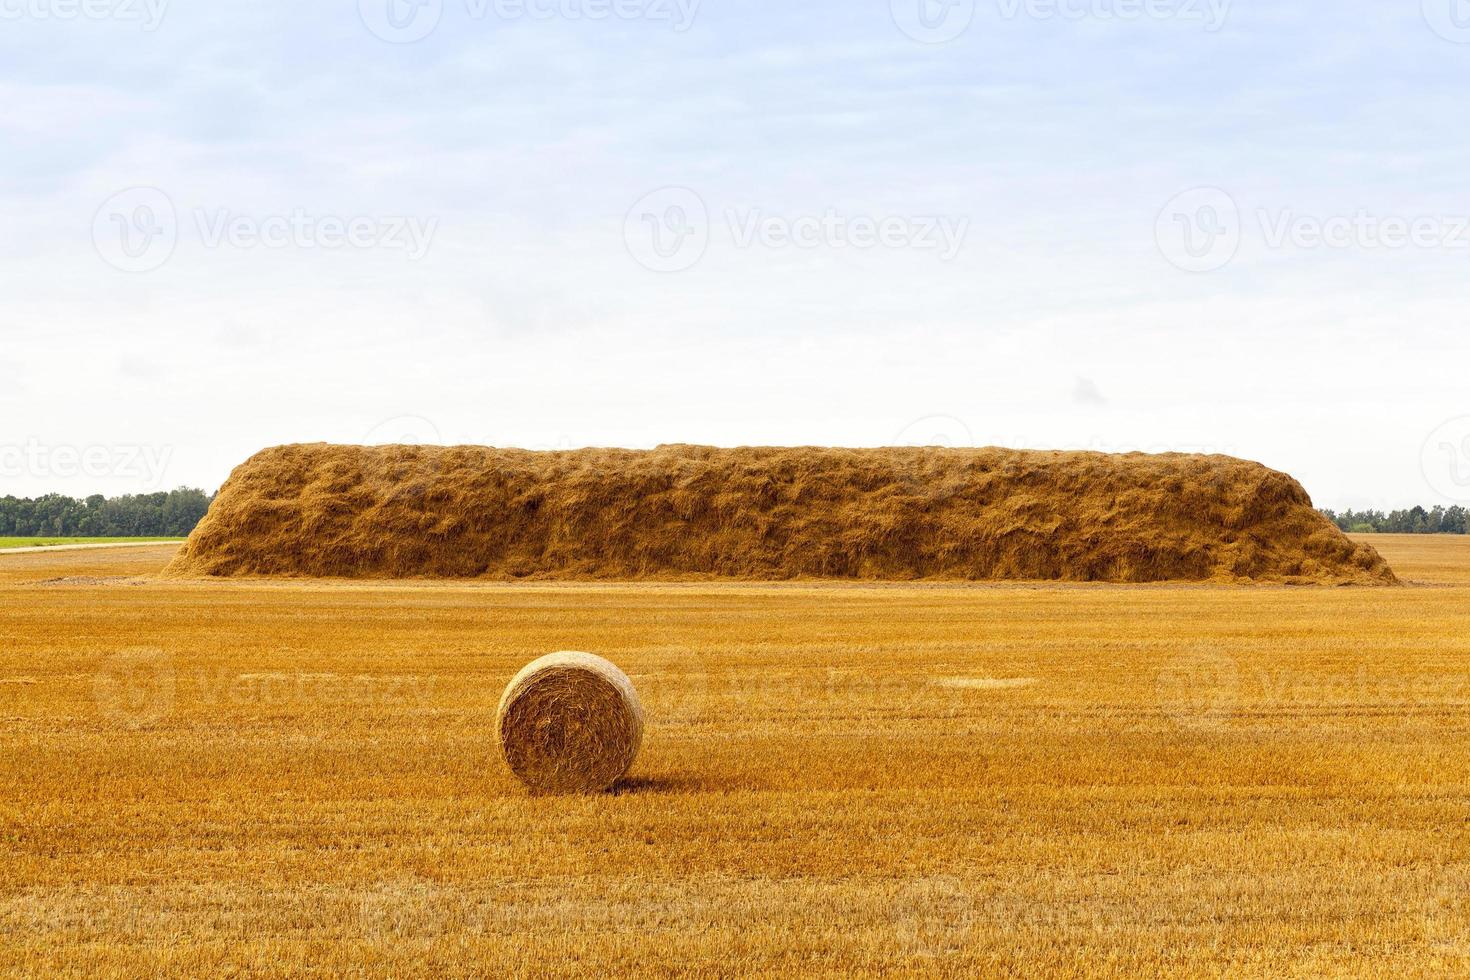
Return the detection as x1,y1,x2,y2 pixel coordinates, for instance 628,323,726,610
165,444,1394,585
1,535,1466,976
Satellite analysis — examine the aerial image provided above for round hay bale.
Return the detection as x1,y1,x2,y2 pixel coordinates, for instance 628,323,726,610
496,652,644,794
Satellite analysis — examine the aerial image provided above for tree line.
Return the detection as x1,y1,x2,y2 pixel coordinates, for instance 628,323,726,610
0,489,213,538
1321,506,1469,535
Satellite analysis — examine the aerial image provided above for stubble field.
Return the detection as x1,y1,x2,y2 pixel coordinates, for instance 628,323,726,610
1,535,1468,976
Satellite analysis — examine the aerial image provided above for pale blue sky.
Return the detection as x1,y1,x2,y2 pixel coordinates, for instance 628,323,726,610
3,1,1468,510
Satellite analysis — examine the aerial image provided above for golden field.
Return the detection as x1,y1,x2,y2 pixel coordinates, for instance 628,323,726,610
2,534,1469,977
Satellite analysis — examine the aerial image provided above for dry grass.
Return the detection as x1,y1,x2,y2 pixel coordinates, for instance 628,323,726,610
166,444,1394,584
1,535,1467,976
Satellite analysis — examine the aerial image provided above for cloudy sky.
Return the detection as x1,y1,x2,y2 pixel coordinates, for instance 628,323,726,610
3,0,1468,510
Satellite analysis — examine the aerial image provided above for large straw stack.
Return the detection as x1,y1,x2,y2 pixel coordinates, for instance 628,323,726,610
496,652,644,795
165,443,1398,585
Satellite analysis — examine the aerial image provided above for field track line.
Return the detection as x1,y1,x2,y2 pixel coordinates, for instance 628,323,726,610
0,541,182,556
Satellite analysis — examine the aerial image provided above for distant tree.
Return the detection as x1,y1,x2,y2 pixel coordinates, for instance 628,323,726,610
1410,505,1431,533
0,488,212,537
1444,506,1469,535
1321,506,1467,535
1428,506,1446,534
